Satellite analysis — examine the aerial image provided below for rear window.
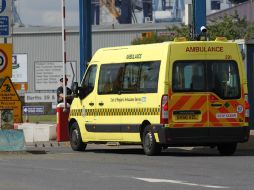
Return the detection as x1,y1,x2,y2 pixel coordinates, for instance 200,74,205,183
172,60,241,99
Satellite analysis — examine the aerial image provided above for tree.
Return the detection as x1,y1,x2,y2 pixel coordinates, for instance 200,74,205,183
131,24,191,45
207,12,254,40
131,32,170,45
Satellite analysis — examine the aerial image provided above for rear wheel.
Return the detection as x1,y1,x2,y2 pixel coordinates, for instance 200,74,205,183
142,126,161,156
217,143,237,156
70,122,87,151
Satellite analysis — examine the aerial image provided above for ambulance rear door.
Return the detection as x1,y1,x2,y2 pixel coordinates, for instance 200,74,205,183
170,60,209,130
169,42,209,135
207,60,244,128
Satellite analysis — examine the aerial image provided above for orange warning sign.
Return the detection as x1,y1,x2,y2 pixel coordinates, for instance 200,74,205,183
0,44,12,78
0,77,22,123
0,77,20,101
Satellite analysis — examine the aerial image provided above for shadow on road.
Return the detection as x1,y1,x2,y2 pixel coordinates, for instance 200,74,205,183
84,146,254,157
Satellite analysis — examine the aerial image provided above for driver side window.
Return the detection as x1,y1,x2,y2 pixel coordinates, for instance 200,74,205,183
81,65,97,97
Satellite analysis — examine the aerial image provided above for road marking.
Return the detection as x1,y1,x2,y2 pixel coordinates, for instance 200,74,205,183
134,177,230,189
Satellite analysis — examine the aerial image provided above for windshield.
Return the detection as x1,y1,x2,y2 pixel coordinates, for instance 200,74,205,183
172,60,240,99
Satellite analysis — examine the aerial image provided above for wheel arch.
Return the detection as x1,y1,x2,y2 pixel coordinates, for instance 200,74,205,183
139,120,151,142
68,118,78,134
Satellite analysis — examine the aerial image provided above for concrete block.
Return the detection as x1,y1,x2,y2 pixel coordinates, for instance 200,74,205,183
0,130,25,151
17,123,34,143
16,123,56,143
34,124,56,142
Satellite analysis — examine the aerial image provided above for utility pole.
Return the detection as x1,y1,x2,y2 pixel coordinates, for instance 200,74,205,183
192,0,206,38
79,0,92,81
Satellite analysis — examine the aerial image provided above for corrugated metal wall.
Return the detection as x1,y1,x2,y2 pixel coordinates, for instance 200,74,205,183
12,25,167,93
13,33,71,93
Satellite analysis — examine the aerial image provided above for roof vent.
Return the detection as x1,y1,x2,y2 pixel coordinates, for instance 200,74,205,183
174,37,187,42
215,37,228,42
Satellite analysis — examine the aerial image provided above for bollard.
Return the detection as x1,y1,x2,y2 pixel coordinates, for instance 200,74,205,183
56,103,70,142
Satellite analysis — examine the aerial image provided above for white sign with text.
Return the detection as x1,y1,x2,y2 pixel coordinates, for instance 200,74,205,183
25,93,57,103
12,54,28,83
35,61,77,90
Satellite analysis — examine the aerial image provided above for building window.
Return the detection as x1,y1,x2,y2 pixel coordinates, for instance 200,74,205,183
211,0,221,10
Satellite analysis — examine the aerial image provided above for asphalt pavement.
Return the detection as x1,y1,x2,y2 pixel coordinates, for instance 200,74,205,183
238,130,254,150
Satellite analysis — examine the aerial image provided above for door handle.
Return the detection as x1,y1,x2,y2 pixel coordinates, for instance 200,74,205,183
99,102,104,106
211,103,222,107
89,102,94,106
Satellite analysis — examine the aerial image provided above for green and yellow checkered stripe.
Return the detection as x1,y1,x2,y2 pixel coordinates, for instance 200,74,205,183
70,108,160,117
70,109,82,116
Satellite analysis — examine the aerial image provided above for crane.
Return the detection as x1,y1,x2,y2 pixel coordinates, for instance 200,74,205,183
13,0,24,27
100,0,120,19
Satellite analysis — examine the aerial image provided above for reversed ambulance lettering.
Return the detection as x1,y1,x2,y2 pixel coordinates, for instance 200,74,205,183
126,54,142,59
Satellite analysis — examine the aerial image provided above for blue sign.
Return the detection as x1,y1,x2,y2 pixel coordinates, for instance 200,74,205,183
0,0,6,14
23,106,44,115
0,16,8,36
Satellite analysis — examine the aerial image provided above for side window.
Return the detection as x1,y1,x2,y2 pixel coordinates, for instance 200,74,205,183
97,61,161,94
122,63,139,92
98,64,124,94
81,65,97,96
139,61,160,93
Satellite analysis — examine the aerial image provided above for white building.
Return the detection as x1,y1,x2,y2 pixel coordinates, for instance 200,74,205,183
206,0,233,15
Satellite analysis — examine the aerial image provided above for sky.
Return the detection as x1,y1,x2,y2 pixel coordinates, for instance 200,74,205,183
17,0,79,26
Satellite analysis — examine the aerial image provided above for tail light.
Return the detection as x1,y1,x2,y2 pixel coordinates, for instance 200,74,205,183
160,95,168,124
244,94,249,123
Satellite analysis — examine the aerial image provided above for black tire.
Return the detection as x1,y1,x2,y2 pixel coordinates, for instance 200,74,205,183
217,143,237,156
70,122,87,151
142,126,161,156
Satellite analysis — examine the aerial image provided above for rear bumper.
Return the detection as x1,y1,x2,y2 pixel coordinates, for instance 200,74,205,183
154,126,250,146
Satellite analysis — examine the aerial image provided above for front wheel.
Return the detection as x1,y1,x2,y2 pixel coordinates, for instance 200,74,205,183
70,122,87,151
142,126,161,156
217,143,237,156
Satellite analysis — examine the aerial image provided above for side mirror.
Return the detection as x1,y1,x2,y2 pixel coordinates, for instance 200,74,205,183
72,82,87,100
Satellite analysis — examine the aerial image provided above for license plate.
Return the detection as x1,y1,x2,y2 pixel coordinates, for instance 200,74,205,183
175,114,198,120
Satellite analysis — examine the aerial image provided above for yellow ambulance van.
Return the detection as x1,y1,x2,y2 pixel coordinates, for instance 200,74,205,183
69,37,249,156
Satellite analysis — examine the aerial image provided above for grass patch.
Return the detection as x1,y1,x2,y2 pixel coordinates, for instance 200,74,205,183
23,115,56,123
